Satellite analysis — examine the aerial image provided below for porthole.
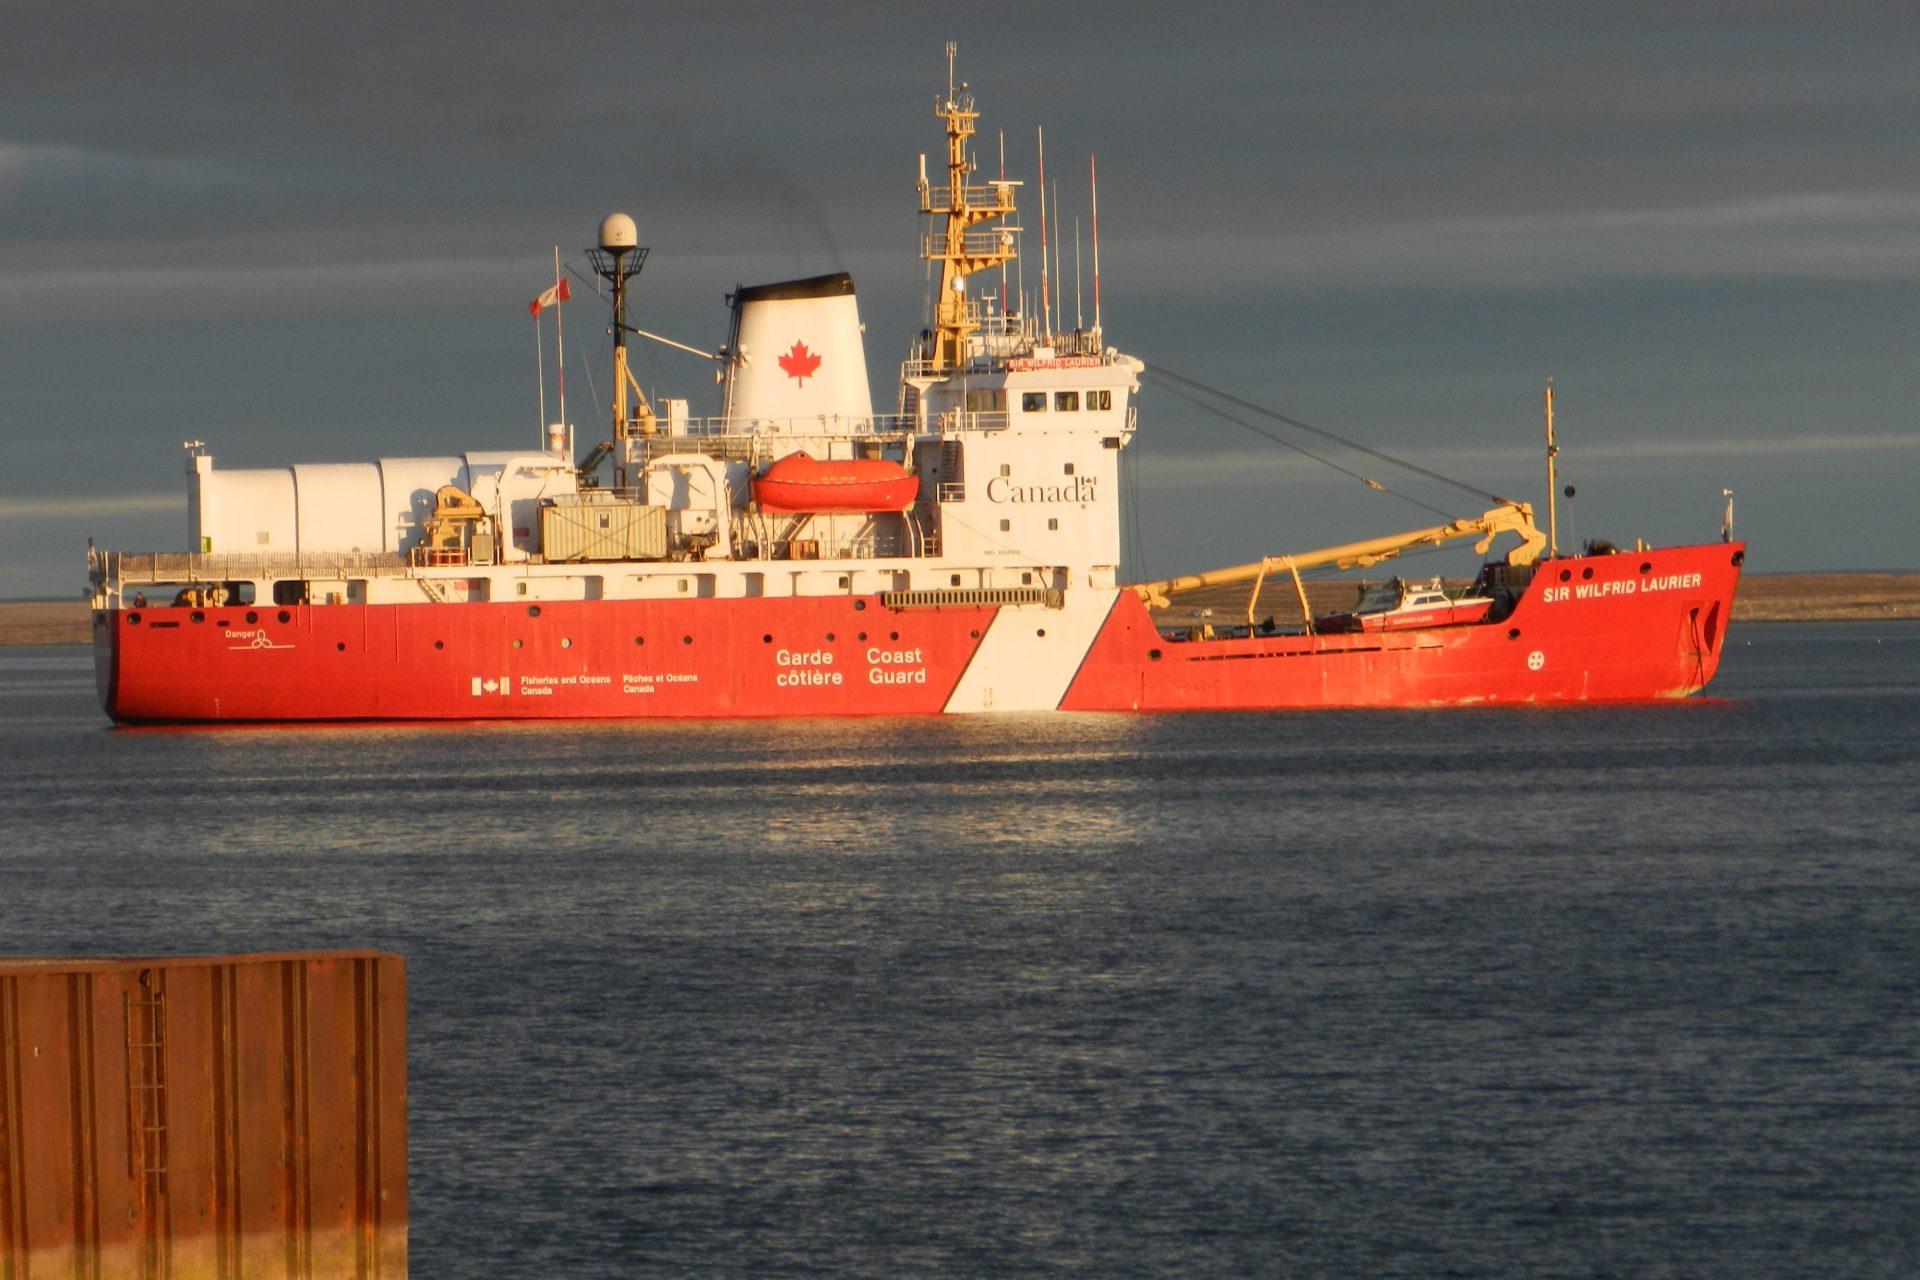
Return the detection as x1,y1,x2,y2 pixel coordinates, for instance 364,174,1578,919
190,610,205,624
1581,567,1594,580
1036,628,1047,638
970,629,980,639
336,642,346,652
825,632,836,642
1148,648,1163,661
528,605,541,618
245,610,258,624
513,639,524,649
853,599,867,611
434,640,445,650
889,631,899,641
1508,628,1522,640
763,634,774,643
1731,550,1745,567
856,632,867,642
277,610,291,624
1640,562,1653,574
560,638,572,649
634,636,645,646
1558,569,1572,582
682,635,693,645
127,612,142,625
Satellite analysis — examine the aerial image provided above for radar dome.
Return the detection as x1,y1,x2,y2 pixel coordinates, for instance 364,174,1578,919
599,213,638,252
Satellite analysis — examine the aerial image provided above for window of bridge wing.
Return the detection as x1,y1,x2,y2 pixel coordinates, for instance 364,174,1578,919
1088,390,1111,411
1021,392,1047,413
1054,391,1079,412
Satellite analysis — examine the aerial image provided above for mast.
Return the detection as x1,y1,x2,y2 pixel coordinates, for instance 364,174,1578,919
553,245,568,460
588,213,654,438
919,46,1018,372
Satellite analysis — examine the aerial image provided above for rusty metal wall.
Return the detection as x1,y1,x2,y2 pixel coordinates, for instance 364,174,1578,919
0,951,406,1279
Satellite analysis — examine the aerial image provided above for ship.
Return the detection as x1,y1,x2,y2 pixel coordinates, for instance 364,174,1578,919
86,56,1745,723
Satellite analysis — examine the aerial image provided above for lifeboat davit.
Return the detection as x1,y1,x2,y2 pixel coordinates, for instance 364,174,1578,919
752,452,918,513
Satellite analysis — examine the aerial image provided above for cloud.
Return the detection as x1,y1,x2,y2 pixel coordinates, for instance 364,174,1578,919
0,141,261,236
1139,432,1920,489
1122,189,1920,293
0,494,184,520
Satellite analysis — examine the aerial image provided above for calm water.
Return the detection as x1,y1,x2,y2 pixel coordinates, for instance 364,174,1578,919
3,624,1917,1277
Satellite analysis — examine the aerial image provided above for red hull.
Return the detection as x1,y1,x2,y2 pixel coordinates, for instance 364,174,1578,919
95,543,1743,723
96,595,988,722
1063,543,1742,710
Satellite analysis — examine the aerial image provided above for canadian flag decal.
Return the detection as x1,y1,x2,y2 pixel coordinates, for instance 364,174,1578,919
778,340,822,385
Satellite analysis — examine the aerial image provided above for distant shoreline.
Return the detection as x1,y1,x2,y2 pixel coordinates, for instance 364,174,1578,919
5,573,1917,646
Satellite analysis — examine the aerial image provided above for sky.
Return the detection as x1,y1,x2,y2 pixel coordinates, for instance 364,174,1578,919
4,1,1916,598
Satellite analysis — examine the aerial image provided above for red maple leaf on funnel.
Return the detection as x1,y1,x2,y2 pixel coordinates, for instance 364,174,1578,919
778,341,823,385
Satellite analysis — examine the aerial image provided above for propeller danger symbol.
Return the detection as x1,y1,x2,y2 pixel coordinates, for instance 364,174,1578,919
778,341,822,384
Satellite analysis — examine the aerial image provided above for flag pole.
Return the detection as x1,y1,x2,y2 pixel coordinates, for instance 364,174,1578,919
553,246,569,463
534,300,547,448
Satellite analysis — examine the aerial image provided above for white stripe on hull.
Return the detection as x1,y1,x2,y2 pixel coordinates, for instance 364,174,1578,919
942,588,1119,713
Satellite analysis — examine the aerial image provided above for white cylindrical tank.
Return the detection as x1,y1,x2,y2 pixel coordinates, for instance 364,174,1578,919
293,464,385,554
196,466,296,555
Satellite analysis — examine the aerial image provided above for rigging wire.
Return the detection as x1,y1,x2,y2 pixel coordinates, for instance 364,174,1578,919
1144,365,1514,510
1121,438,1147,577
1144,378,1462,523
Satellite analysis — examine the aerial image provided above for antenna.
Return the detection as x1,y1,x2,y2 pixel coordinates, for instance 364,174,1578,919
1052,177,1062,336
1073,216,1083,331
1037,126,1051,339
1544,380,1560,559
946,40,956,102
1090,153,1102,339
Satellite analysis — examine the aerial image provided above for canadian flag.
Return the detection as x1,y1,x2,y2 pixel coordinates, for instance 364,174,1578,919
529,278,571,315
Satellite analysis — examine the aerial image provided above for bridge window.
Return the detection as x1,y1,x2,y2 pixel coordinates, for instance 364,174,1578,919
1021,392,1047,412
1088,390,1112,410
1054,391,1079,411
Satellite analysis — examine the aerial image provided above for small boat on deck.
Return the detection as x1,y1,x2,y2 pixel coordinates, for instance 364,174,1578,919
752,452,919,513
1318,577,1495,633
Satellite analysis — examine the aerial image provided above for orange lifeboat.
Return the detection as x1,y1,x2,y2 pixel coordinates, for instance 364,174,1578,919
752,452,918,513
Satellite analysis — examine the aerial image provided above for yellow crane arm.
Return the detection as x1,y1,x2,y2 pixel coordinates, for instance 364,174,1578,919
1129,502,1545,609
